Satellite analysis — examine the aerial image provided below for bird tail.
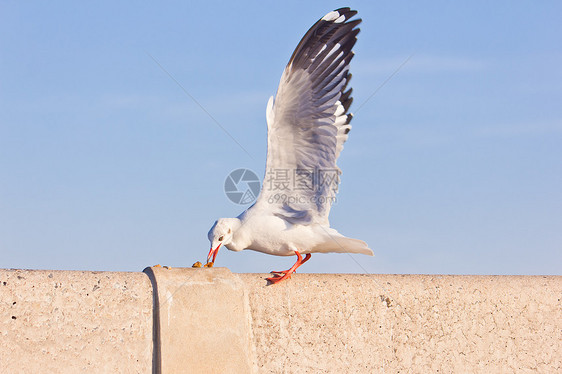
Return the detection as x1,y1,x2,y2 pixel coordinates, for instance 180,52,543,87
313,234,374,256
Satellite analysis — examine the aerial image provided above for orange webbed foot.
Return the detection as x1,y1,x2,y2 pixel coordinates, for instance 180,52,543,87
265,252,311,285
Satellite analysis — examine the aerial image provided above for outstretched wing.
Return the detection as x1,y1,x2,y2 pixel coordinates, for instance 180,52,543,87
255,8,361,226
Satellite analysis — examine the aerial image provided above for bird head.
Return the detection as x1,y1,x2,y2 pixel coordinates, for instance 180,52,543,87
206,218,236,264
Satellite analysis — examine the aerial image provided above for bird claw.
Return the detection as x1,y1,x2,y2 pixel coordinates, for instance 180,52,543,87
270,270,292,275
266,273,292,284
266,252,310,284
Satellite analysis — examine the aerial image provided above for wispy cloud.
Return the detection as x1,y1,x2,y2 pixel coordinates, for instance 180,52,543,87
474,121,562,138
353,119,562,155
98,93,166,109
355,54,487,75
202,91,270,117
11,90,269,125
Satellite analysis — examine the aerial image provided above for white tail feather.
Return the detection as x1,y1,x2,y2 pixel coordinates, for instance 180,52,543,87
313,234,373,255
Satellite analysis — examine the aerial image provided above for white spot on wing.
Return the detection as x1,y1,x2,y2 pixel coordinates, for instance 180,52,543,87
322,11,340,21
335,15,346,23
335,115,347,126
335,101,345,117
325,43,341,60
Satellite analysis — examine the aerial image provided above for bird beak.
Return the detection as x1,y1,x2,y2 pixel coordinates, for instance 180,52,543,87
207,243,221,264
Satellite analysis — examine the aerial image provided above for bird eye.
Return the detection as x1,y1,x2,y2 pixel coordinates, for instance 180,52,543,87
218,236,224,241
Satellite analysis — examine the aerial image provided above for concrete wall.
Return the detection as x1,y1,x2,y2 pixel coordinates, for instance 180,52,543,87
242,274,562,373
0,269,152,374
1,268,560,373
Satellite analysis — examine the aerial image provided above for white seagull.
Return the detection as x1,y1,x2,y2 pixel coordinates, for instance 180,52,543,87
207,8,373,284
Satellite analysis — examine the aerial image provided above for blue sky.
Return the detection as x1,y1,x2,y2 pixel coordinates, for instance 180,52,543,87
1,1,561,275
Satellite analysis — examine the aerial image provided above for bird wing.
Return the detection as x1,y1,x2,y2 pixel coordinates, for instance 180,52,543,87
255,8,361,226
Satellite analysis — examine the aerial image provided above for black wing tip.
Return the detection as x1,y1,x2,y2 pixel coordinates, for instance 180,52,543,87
341,88,353,112
288,8,361,68
323,8,359,23
320,8,362,30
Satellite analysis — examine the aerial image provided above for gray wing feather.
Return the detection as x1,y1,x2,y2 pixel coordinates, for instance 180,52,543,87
256,8,360,225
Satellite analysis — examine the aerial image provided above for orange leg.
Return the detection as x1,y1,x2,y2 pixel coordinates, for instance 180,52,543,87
267,252,311,285
270,253,312,274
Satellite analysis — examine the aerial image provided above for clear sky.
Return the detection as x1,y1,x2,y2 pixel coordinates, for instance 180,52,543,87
1,1,561,275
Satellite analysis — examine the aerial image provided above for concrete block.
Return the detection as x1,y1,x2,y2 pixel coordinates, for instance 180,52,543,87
240,274,562,373
0,269,152,374
2,269,560,373
144,267,255,374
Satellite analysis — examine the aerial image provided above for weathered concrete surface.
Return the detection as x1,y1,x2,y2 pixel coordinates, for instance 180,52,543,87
0,269,152,374
145,267,255,374
240,274,562,373
1,270,560,373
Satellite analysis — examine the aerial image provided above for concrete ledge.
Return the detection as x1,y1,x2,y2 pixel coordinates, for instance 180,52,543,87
0,269,152,374
144,267,255,374
1,269,561,373
241,274,562,373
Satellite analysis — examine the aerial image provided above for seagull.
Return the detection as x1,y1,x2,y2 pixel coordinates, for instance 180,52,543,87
207,8,373,284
